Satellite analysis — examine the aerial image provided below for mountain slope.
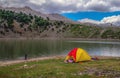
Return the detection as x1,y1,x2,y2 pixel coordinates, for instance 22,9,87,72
0,7,120,39
0,6,75,23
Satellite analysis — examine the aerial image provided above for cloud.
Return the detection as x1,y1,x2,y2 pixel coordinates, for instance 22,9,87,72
0,0,29,7
78,15,120,26
78,18,101,24
85,0,111,11
29,0,46,5
0,0,120,13
101,15,120,26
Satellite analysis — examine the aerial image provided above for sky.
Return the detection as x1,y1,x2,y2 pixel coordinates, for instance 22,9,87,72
0,0,120,26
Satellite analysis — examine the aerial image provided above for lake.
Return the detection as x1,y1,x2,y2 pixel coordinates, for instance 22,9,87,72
0,39,120,60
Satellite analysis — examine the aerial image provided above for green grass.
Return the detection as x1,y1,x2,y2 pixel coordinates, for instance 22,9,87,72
0,58,120,78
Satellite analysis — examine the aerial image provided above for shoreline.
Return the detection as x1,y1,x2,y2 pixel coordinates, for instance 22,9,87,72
0,38,120,66
0,37,120,41
0,55,64,66
0,55,119,66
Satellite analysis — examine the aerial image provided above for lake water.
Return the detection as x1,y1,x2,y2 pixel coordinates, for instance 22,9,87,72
0,39,120,60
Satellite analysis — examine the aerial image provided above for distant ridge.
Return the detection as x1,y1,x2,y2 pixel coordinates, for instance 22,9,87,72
0,6,76,23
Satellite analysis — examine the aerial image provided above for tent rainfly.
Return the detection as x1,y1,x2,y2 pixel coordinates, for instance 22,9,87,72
64,48,91,63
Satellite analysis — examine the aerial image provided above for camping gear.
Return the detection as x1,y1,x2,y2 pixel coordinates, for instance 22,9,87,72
65,48,91,63
68,59,74,63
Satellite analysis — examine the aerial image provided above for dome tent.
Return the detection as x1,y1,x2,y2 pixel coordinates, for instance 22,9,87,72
65,48,91,63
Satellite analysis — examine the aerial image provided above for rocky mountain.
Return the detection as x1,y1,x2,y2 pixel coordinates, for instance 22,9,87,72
0,6,120,39
78,20,120,27
0,6,75,23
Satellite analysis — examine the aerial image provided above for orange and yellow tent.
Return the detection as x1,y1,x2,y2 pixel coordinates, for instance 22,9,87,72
65,48,91,62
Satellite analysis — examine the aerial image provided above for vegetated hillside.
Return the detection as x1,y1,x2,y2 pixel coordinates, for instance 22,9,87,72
0,9,120,39
0,6,75,23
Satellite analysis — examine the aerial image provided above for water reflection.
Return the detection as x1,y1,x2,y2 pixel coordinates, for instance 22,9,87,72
0,39,120,60
68,41,120,57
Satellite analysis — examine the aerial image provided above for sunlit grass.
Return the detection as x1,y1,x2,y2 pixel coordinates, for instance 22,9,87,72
0,58,120,78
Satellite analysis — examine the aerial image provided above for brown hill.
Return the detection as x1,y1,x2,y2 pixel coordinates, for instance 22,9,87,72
1,6,76,23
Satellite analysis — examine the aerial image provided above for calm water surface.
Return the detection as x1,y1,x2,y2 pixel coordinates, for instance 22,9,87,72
0,39,120,60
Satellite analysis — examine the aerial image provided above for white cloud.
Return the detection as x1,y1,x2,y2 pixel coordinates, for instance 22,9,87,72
101,15,120,26
29,0,46,5
78,18,101,24
85,0,110,11
78,15,120,26
0,0,120,13
0,0,28,7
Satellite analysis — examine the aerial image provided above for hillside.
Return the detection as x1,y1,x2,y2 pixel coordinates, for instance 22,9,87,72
0,6,75,23
0,7,120,39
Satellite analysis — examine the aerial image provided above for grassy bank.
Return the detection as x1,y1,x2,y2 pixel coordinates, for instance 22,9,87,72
0,57,120,78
